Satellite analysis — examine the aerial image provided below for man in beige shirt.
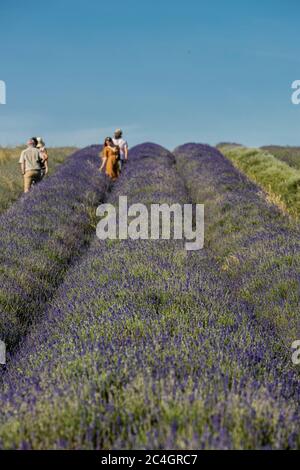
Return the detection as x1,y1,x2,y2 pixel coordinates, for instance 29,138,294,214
19,138,42,193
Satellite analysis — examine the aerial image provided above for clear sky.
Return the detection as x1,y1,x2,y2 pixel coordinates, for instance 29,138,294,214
1,0,300,149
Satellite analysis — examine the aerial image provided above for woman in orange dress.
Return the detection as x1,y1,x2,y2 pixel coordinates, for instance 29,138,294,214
100,137,120,181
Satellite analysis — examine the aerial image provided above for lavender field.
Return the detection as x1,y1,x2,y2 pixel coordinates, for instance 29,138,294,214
0,143,299,449
0,146,109,349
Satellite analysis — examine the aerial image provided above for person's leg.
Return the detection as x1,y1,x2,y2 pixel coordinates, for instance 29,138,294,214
24,171,34,193
24,170,40,192
33,170,42,184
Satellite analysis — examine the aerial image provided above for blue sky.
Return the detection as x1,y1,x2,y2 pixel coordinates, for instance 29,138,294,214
1,0,300,149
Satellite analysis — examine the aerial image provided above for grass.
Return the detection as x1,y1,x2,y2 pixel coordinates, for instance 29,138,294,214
0,146,78,214
261,145,300,170
218,145,300,219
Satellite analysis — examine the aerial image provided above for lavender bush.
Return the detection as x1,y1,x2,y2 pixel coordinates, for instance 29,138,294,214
174,143,300,347
0,145,108,350
0,143,300,449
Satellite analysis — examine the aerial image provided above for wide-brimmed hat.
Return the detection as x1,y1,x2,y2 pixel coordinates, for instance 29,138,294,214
36,137,45,148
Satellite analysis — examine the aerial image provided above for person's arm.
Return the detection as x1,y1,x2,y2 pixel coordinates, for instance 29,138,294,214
124,142,129,160
100,148,107,171
19,152,25,175
99,157,107,172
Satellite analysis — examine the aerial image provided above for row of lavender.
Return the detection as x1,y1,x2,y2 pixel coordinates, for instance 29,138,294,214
0,143,299,448
174,143,300,347
0,146,108,350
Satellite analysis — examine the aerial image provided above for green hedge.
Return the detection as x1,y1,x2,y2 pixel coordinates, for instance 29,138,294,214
219,145,300,219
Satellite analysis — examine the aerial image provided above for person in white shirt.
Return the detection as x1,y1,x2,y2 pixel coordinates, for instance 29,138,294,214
112,128,128,171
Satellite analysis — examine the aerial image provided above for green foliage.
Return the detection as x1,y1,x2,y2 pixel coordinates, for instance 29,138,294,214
219,145,300,218
261,145,300,170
